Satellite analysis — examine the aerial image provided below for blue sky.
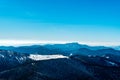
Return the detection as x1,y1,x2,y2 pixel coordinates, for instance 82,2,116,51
0,0,120,45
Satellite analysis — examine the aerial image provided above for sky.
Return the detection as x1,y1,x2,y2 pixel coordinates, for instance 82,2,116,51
0,0,120,46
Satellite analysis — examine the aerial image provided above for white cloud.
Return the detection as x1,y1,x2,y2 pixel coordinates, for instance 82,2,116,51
0,40,68,46
0,40,120,46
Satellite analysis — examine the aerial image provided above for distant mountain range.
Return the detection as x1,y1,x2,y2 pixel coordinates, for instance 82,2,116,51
0,42,120,56
112,46,120,50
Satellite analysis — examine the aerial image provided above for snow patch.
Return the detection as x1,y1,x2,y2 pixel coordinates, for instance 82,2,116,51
0,54,4,58
29,54,68,61
107,61,118,66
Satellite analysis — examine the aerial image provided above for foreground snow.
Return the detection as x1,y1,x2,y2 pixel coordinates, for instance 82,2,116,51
29,54,68,61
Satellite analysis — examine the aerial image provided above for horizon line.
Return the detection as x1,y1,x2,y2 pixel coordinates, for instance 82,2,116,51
0,40,119,46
